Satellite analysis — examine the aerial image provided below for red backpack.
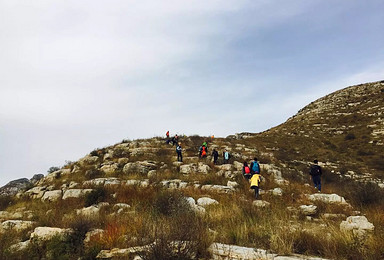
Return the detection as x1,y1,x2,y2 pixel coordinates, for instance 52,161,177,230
244,166,250,174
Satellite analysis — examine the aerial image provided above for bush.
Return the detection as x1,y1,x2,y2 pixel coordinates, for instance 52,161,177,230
47,166,60,173
85,187,107,207
152,191,191,217
0,195,14,211
345,133,356,140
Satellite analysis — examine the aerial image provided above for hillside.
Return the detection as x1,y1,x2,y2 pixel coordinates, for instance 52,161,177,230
0,81,383,259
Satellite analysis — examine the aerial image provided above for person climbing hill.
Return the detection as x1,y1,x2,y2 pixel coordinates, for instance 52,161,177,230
223,150,230,164
250,158,260,174
212,149,219,164
309,159,322,192
176,143,183,162
250,172,262,199
201,146,207,158
166,131,170,138
242,161,252,180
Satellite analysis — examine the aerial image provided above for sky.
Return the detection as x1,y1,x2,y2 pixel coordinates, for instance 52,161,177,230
0,0,383,186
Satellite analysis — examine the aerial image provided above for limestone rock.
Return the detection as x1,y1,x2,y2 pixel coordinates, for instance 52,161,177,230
100,163,119,175
197,163,211,174
0,220,35,233
41,190,62,202
25,186,46,199
272,187,283,196
76,205,100,217
201,185,235,194
0,178,31,196
9,240,31,253
84,229,104,245
216,164,233,171
83,178,120,187
253,200,271,208
185,197,206,214
180,164,197,174
308,193,348,204
30,174,44,184
30,227,73,241
123,161,156,175
209,242,277,260
62,189,93,200
299,205,317,216
340,216,374,238
233,161,243,171
197,197,219,207
227,181,239,188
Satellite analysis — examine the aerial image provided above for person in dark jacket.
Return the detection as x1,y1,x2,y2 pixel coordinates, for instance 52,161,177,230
212,149,219,164
309,159,322,192
176,143,183,162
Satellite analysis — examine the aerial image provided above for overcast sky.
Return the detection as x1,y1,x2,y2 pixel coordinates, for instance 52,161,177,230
1,0,383,186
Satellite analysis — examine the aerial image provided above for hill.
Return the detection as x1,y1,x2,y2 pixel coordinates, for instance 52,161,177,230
0,81,383,259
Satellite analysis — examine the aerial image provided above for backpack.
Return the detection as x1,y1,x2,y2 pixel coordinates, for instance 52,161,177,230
201,147,207,156
224,152,229,160
244,166,250,174
310,165,321,176
252,162,260,173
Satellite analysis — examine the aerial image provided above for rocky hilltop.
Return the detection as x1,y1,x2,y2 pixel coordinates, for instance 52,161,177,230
0,81,383,259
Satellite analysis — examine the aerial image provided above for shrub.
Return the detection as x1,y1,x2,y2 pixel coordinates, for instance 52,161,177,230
342,181,384,208
47,166,60,173
345,133,356,140
85,187,107,207
152,190,190,217
0,195,14,211
85,168,104,180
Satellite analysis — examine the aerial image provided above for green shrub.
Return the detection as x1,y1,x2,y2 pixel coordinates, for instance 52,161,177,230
47,166,60,173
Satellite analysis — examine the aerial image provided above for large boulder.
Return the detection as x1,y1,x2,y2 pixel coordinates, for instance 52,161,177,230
0,220,35,233
0,178,31,196
100,163,119,176
180,164,197,174
201,185,235,194
185,197,206,215
25,186,47,199
253,200,271,208
30,227,73,241
76,205,101,217
30,174,44,184
299,205,317,216
123,161,157,175
197,197,219,207
62,189,93,200
83,178,120,187
197,163,211,174
308,193,348,205
340,216,374,239
41,190,62,202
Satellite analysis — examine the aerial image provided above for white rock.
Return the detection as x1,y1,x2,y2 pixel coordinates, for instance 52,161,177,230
216,164,233,171
299,205,317,216
340,216,374,238
25,186,46,199
9,240,31,252
113,203,131,212
233,161,243,171
100,164,119,175
185,197,206,215
76,205,100,217
308,193,348,204
0,220,35,232
84,229,104,245
197,163,211,174
227,181,239,188
41,190,62,202
30,227,73,241
252,200,271,208
180,164,197,174
62,189,93,200
272,188,283,196
197,197,219,207
201,185,235,194
209,242,277,260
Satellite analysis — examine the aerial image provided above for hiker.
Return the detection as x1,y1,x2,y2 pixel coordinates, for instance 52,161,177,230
201,145,207,158
171,134,179,146
176,143,183,162
250,172,262,199
250,158,260,174
242,161,252,180
309,159,322,192
212,149,219,164
223,150,230,164
166,131,170,138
